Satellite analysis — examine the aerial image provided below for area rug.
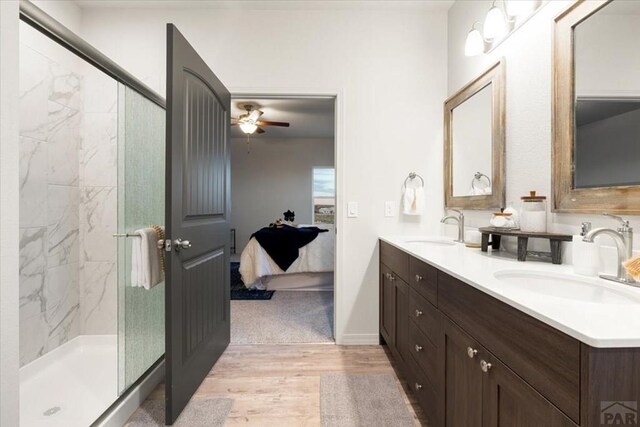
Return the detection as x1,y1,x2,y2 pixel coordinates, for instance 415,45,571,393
320,373,414,427
125,398,234,426
230,261,274,300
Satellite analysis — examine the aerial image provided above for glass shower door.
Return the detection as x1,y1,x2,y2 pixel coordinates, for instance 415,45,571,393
117,84,166,393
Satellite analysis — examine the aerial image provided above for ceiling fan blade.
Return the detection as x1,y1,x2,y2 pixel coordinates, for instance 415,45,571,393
256,120,290,127
248,109,263,122
255,127,266,134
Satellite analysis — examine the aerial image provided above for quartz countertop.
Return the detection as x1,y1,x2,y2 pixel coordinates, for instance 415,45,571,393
380,235,640,348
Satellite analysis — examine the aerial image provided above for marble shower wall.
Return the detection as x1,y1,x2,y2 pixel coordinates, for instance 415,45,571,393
19,23,118,366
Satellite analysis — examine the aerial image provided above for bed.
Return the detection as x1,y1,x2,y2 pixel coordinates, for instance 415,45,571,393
239,224,335,290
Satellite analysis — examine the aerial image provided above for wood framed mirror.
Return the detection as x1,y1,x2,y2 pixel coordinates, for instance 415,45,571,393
444,59,505,210
553,0,640,214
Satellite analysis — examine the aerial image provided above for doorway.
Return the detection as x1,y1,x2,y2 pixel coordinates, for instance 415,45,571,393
228,95,338,345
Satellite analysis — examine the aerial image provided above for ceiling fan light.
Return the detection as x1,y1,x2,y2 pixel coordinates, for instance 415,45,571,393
239,121,258,134
483,5,508,40
465,27,485,57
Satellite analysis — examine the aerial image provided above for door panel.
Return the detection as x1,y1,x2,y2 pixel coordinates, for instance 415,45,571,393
443,319,483,427
165,24,231,424
380,264,396,346
482,355,577,427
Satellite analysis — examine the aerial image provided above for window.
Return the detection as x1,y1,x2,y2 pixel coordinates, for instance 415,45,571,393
313,167,335,224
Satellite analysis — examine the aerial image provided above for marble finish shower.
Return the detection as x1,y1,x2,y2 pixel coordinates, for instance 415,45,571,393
18,14,165,426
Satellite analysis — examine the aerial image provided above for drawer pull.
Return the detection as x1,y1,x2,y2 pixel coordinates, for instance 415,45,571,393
415,309,423,317
480,360,492,373
415,344,423,352
467,347,478,359
414,383,423,391
415,274,423,282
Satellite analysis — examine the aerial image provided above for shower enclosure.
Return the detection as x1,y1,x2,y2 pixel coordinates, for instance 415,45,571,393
18,16,165,427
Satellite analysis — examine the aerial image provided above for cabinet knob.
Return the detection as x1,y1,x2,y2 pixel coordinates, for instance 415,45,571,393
415,344,423,352
388,273,396,281
467,347,478,359
480,360,492,373
415,309,423,317
414,383,423,391
415,274,423,282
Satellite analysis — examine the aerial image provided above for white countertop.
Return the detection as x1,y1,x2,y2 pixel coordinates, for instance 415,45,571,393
380,235,640,348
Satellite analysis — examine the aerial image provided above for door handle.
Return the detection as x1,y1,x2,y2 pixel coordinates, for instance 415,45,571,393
174,238,192,251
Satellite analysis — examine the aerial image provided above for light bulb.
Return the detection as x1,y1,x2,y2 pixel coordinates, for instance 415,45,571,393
465,28,485,57
505,0,533,17
239,121,258,134
483,5,508,40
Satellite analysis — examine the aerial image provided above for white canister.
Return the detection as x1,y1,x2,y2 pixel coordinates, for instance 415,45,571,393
520,191,547,233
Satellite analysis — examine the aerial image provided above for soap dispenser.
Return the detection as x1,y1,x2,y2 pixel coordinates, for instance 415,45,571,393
572,222,601,276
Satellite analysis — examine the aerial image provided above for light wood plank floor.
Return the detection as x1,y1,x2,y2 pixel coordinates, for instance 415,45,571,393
143,344,428,426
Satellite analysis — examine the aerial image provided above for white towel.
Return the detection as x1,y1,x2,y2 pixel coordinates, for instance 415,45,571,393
402,187,425,215
131,227,164,290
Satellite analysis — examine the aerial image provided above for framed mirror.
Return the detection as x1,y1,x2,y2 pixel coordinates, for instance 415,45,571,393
553,0,640,214
444,59,505,209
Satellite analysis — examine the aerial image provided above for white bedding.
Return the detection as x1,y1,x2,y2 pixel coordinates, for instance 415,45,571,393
239,225,335,289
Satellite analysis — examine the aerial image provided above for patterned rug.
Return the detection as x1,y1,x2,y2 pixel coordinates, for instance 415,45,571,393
230,262,274,300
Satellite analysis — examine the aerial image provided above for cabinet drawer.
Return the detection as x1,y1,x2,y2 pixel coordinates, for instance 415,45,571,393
409,256,438,305
405,351,440,427
438,271,581,423
408,319,439,388
380,241,409,283
408,288,440,347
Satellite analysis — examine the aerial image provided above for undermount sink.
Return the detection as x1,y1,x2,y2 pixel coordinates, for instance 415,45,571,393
404,237,456,247
494,270,640,305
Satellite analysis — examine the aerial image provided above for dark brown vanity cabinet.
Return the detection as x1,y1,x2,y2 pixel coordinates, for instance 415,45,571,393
379,240,640,427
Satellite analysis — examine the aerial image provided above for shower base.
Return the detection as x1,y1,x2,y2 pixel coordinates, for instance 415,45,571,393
20,335,118,427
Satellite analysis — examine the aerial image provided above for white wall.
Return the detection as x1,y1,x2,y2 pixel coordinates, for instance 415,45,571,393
447,0,640,268
80,3,448,343
0,1,20,424
231,137,334,250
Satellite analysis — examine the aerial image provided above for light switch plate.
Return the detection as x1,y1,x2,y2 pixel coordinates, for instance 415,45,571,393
347,202,358,218
384,201,395,217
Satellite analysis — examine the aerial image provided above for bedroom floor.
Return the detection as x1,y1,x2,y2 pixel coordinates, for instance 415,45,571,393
231,291,334,344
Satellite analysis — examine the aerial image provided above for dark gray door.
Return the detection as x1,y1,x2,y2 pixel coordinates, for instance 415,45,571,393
165,24,231,425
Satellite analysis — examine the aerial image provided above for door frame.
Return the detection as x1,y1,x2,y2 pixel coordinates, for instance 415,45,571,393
229,88,345,343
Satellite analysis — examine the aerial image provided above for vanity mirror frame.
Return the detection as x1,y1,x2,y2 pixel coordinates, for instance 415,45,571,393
552,0,640,214
444,59,506,210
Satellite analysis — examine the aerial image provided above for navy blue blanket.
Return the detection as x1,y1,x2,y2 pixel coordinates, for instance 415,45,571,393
251,225,329,271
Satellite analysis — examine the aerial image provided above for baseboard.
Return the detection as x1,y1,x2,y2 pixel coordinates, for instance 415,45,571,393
337,333,380,345
93,358,164,427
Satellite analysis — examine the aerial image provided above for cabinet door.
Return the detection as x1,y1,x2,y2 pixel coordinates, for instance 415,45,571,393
482,355,577,427
380,264,396,346
443,320,483,427
395,278,410,363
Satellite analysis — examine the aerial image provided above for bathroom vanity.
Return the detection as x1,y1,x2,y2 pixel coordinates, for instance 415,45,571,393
379,237,640,427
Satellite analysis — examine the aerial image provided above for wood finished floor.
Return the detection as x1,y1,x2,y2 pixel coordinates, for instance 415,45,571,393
145,344,428,426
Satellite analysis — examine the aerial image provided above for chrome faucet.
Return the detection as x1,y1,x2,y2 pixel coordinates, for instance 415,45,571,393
441,208,465,243
583,213,637,286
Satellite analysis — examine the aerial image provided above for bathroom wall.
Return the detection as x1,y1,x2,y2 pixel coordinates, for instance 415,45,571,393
1,0,21,424
447,0,640,268
231,137,335,250
80,2,449,344
18,21,118,366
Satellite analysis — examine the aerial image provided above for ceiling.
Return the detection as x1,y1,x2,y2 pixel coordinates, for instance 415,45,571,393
76,0,454,12
231,97,335,139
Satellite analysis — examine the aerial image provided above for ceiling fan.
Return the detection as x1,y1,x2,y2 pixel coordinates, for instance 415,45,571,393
231,104,290,135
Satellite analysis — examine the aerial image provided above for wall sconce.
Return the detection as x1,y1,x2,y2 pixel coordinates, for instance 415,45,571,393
465,0,542,57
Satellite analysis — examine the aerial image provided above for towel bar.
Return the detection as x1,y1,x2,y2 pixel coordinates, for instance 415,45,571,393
112,233,165,250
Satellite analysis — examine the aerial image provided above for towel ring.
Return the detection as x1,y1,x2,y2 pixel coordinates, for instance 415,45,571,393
404,172,425,189
471,172,491,190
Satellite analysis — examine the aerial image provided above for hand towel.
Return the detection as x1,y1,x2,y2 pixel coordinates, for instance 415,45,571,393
131,227,164,289
402,187,425,215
